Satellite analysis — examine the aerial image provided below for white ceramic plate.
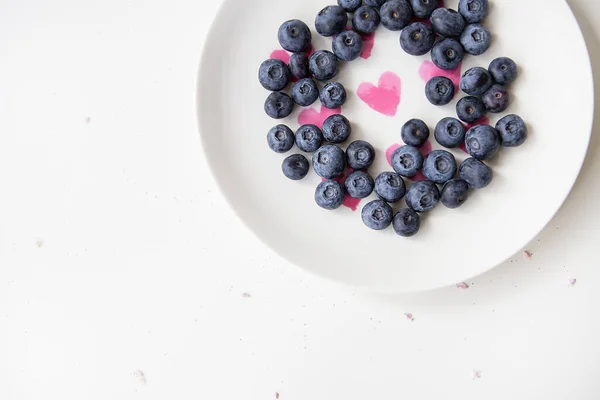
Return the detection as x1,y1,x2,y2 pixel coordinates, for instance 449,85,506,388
197,0,593,293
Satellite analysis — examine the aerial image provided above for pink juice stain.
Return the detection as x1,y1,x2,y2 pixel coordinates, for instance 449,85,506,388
270,49,290,64
298,106,342,128
360,32,376,59
357,71,401,117
419,60,462,89
459,117,490,153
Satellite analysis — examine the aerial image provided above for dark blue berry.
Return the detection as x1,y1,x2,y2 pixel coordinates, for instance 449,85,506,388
409,0,439,18
362,200,394,230
365,0,387,7
315,180,345,210
400,22,435,56
322,114,351,143
320,82,347,109
401,119,430,147
380,0,413,31
346,140,376,170
258,59,291,91
458,0,488,23
332,30,363,61
393,208,420,237
338,0,362,12
289,53,309,79
267,124,295,153
434,117,466,148
309,50,339,81
441,179,470,208
264,92,294,119
430,38,464,70
465,124,501,160
405,180,440,212
482,84,510,113
345,170,375,199
295,124,324,152
278,20,312,53
423,150,457,184
430,8,466,37
489,57,518,85
282,154,310,180
375,172,406,203
353,6,381,34
425,76,455,106
460,24,491,55
459,157,492,189
391,145,423,178
291,78,319,107
460,66,493,96
456,96,485,123
315,5,348,37
313,144,346,178
496,114,527,147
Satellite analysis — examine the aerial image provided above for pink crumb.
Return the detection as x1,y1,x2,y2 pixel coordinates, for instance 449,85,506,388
473,370,482,380
405,313,415,322
568,279,577,287
275,393,280,399
456,282,470,290
523,251,533,260
242,292,252,298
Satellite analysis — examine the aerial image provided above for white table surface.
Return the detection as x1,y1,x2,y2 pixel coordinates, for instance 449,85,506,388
1,0,599,399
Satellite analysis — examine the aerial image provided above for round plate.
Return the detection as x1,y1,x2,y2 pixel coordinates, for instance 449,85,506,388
197,0,593,293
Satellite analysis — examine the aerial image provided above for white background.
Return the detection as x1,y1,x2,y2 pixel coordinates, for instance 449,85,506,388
0,0,599,399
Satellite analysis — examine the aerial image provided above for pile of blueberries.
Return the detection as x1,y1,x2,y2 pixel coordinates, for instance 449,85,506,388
259,0,528,237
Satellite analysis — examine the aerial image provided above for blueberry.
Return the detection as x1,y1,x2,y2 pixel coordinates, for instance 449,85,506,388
391,145,424,178
430,38,464,70
409,0,439,18
489,57,518,85
291,78,319,107
456,96,485,123
264,92,294,119
393,208,421,237
405,180,440,212
322,114,351,143
267,124,295,153
482,84,510,113
460,66,493,96
400,22,435,56
361,200,394,230
460,24,491,55
315,5,348,37
423,150,457,184
458,0,488,23
401,119,430,147
346,140,376,170
282,154,310,180
320,82,347,109
375,172,406,203
496,114,528,147
365,0,387,7
441,179,470,208
332,30,364,61
459,157,492,189
278,20,312,53
338,0,362,12
465,124,501,160
425,76,455,106
258,59,291,91
353,6,381,34
380,0,413,31
289,53,309,79
430,8,466,37
313,144,346,178
295,124,324,152
315,179,346,210
345,170,375,199
434,117,466,148
309,50,339,81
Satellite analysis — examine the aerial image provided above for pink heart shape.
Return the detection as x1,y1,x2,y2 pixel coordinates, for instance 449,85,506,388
357,71,401,117
419,60,462,89
298,105,342,128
